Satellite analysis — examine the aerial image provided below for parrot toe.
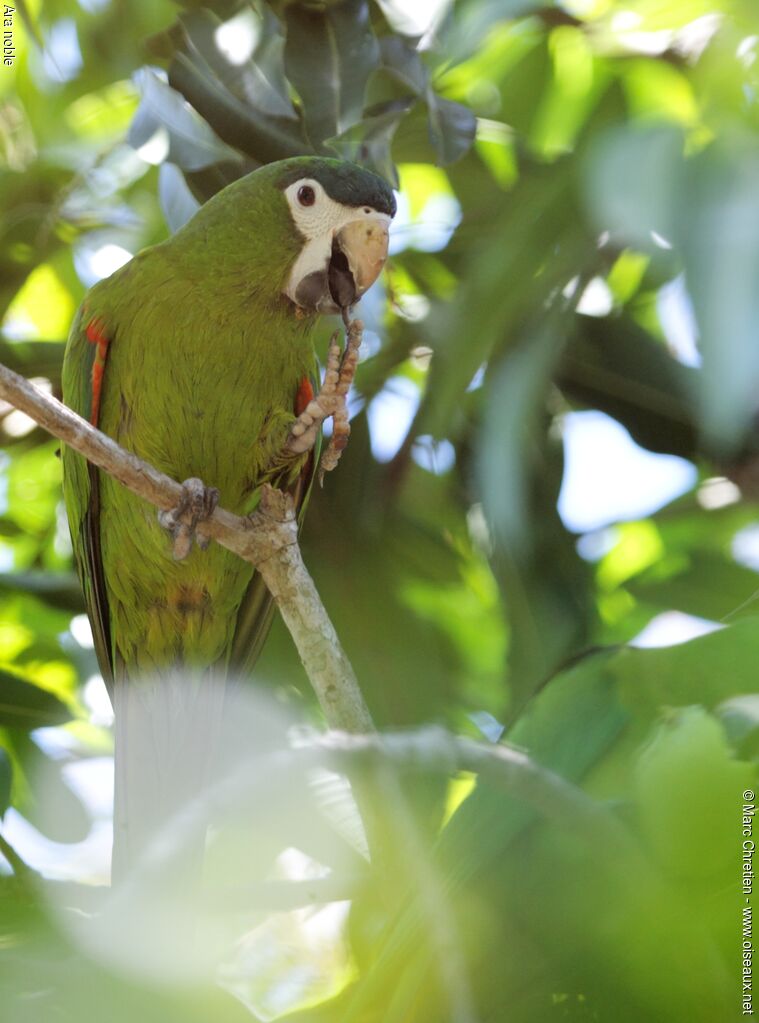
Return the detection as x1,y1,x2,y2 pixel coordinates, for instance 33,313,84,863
158,477,220,560
286,320,363,478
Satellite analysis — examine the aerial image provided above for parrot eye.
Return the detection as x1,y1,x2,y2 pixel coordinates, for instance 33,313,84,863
297,185,316,207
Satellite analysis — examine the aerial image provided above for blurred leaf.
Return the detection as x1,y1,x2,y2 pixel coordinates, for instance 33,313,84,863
15,0,44,52
425,93,476,165
558,313,701,458
419,156,591,438
0,670,73,729
129,68,243,171
8,732,89,844
479,323,564,549
328,104,409,185
158,162,201,233
677,133,759,454
0,574,83,614
718,694,759,759
634,706,752,878
284,0,380,146
0,338,65,385
376,36,427,97
169,49,309,163
628,551,759,622
0,748,11,817
613,619,759,719
583,123,684,249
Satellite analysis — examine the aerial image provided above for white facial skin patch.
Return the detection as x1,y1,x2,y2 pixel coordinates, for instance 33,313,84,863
283,178,391,311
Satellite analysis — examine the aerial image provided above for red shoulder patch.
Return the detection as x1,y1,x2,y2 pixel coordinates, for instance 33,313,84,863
85,316,110,427
295,377,314,416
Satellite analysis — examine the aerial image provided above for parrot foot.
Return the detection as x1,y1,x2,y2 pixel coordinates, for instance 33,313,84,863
287,320,363,485
158,478,219,560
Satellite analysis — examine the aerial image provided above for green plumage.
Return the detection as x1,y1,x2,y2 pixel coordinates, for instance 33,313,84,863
61,157,395,876
63,161,317,681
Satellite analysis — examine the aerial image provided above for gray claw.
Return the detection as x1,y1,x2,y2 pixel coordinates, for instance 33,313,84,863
158,477,219,560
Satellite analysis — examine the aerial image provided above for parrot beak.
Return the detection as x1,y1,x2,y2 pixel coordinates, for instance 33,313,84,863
330,217,390,306
288,211,391,315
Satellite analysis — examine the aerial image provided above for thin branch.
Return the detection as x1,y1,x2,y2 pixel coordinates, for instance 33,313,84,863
0,359,372,734
117,728,641,892
91,727,640,1023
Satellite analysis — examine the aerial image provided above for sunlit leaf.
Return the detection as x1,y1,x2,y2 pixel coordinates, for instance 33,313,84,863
0,669,73,729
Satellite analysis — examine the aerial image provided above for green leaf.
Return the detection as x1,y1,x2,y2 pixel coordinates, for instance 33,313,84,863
718,694,759,759
583,123,684,250
479,322,565,549
284,0,380,147
628,550,759,623
613,619,759,721
634,707,753,878
0,670,73,729
418,157,589,438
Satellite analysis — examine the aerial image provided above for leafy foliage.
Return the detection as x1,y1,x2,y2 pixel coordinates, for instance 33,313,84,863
1,0,757,1020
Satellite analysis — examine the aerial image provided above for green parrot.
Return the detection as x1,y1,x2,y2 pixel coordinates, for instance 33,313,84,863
61,157,395,878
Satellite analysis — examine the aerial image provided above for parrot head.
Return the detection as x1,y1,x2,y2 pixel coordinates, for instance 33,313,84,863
274,157,396,316
182,157,396,317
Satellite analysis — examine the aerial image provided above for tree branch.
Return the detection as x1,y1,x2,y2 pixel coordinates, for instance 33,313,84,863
0,359,372,734
114,728,643,899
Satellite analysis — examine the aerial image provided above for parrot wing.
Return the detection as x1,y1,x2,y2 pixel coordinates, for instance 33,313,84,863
61,306,115,693
228,370,321,680
63,299,320,690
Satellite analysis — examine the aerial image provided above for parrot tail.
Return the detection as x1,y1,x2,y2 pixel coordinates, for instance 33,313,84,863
111,667,227,885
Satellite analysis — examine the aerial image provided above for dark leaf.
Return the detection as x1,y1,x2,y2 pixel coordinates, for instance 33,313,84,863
558,313,700,459
169,51,309,162
425,92,476,165
284,0,380,147
378,35,427,96
418,158,591,438
0,339,65,383
0,572,83,613
0,748,11,817
178,8,298,120
328,103,410,185
480,323,566,550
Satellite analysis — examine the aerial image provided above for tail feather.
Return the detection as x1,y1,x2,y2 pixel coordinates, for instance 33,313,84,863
111,667,227,884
